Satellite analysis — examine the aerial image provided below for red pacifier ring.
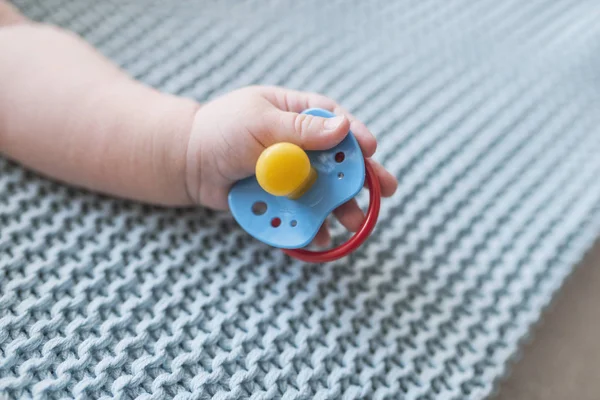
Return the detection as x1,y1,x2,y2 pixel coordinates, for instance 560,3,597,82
283,159,381,263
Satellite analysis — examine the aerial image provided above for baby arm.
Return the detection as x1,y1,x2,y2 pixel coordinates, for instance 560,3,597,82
0,2,198,206
0,2,397,245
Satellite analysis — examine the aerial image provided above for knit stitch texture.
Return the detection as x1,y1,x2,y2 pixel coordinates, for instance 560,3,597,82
2,1,600,399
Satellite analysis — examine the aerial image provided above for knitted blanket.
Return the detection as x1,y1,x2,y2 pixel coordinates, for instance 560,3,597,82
2,1,600,399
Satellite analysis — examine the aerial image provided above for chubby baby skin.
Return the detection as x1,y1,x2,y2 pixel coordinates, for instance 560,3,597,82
0,2,398,246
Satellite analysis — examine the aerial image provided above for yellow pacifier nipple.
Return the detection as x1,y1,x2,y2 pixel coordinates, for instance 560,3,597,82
256,143,317,199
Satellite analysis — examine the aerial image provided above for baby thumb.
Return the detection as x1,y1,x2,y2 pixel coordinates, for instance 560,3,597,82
272,110,350,150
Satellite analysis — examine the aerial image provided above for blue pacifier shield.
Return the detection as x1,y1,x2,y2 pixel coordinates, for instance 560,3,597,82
228,108,365,249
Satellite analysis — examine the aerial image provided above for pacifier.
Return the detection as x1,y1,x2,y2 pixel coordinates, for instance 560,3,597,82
228,108,381,262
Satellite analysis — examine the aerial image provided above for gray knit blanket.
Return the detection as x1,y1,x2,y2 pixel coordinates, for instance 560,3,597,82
2,1,600,399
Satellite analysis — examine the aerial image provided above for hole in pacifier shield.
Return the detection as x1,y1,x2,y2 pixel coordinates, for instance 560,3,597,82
252,201,267,215
271,217,281,227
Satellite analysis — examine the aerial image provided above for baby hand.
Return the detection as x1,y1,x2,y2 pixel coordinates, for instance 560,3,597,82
0,14,396,247
186,86,398,245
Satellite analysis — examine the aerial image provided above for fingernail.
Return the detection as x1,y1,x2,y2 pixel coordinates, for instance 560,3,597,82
324,115,345,132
